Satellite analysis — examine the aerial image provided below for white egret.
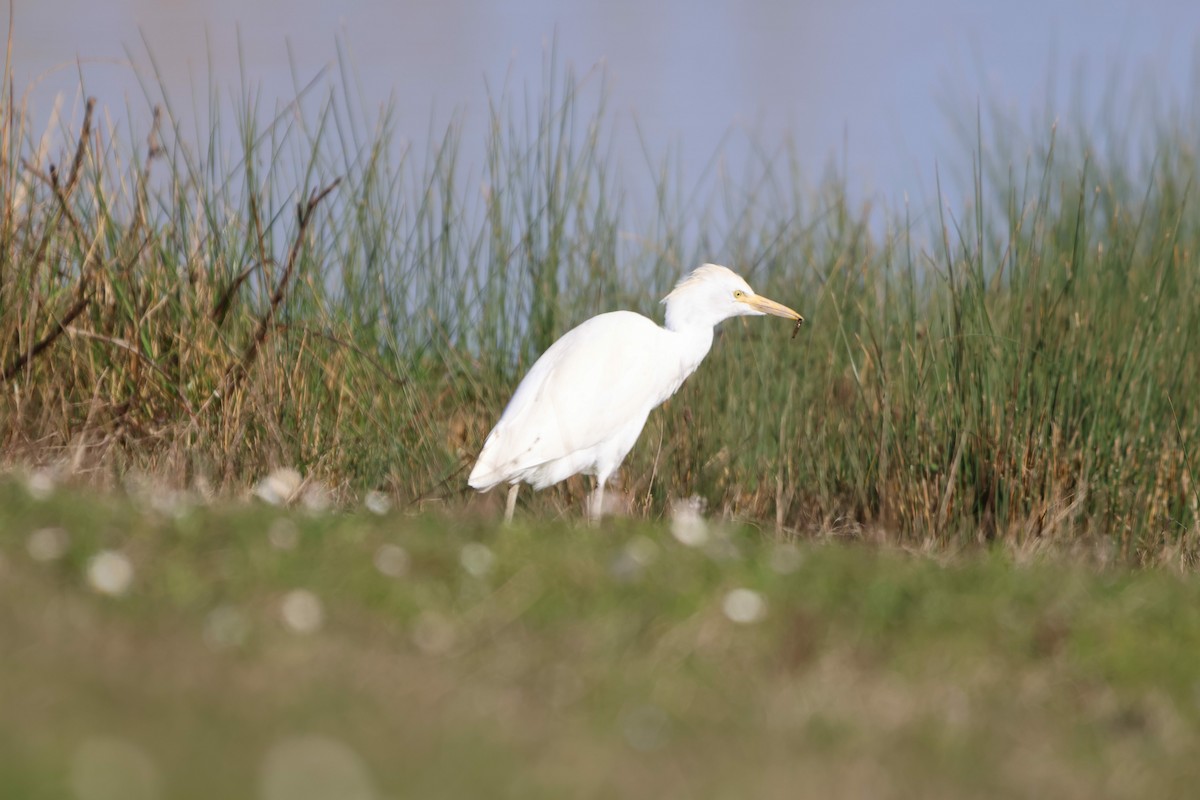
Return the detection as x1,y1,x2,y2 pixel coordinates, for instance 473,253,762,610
468,263,804,522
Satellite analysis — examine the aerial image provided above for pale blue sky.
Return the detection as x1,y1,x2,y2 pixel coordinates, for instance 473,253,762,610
8,1,1199,211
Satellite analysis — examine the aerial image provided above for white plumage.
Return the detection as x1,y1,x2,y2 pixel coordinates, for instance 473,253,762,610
468,263,804,522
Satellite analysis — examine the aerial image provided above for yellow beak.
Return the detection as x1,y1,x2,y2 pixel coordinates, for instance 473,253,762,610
742,293,805,323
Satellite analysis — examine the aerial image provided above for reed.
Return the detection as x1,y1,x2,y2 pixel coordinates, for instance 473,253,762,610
1,38,1196,563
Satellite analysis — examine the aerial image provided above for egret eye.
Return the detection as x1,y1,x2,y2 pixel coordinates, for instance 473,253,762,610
733,290,745,299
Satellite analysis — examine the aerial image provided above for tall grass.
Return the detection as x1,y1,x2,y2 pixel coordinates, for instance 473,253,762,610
1,37,1197,563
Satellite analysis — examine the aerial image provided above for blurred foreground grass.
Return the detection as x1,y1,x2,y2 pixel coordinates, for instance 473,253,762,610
3,479,1200,799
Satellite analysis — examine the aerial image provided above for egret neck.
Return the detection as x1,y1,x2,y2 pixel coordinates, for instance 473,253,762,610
660,317,716,391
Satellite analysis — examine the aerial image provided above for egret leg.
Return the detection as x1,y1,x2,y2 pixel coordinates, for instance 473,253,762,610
589,480,606,526
504,484,519,524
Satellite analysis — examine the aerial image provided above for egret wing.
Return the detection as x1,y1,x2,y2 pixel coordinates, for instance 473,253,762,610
469,311,684,488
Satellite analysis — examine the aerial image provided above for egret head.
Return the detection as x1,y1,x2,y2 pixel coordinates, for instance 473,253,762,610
662,263,804,332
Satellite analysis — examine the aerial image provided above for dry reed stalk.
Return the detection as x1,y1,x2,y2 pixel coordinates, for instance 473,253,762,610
198,178,341,415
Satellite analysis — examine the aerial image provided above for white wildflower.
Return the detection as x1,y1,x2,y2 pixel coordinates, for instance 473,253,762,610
722,588,767,624
280,589,324,634
459,542,495,578
669,495,709,546
254,468,302,506
364,490,391,515
373,544,409,578
86,550,134,596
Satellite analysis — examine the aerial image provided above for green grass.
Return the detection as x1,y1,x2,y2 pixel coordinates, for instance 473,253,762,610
3,479,1200,798
0,32,1197,561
